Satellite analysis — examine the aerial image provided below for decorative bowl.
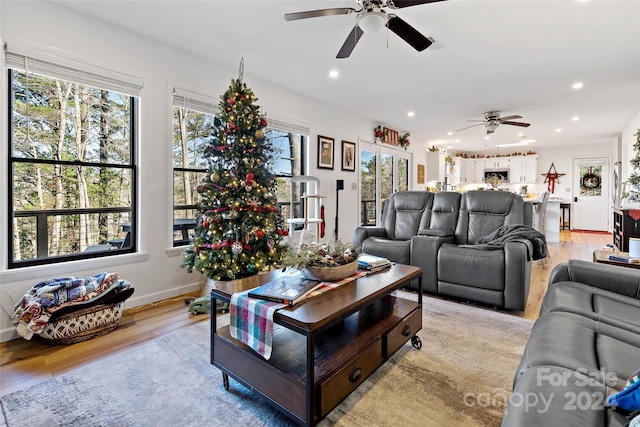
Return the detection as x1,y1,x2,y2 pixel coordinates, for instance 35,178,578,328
303,260,358,282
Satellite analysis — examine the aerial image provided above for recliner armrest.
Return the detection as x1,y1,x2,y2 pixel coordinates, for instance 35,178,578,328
353,226,386,249
418,229,455,238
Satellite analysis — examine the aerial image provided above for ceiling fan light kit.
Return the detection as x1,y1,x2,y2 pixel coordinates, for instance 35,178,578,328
457,110,531,134
357,11,388,33
284,0,448,58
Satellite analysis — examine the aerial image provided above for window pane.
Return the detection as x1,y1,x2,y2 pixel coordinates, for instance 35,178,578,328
172,106,213,246
360,150,377,225
172,107,213,169
11,71,131,164
398,158,409,191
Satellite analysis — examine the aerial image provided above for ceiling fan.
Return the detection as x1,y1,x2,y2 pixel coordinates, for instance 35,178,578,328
457,111,531,135
284,0,448,59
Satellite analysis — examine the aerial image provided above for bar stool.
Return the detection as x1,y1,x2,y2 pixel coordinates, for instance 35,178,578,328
560,203,571,230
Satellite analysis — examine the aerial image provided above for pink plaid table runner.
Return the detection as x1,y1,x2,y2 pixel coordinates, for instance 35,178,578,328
229,290,284,359
229,271,368,360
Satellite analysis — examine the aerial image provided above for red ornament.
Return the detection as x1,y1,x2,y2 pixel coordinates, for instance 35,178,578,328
260,118,268,128
245,172,255,186
256,230,265,239
203,220,209,228
227,97,235,106
225,107,231,113
213,243,221,250
276,229,283,236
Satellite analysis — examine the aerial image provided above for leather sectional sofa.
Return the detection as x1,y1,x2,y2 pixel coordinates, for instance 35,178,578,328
502,260,640,426
353,190,535,311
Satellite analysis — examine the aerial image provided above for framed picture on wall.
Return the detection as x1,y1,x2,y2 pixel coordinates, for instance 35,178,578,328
341,141,356,171
317,135,334,169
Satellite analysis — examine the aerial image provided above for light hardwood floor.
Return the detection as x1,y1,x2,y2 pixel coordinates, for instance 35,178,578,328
0,230,611,400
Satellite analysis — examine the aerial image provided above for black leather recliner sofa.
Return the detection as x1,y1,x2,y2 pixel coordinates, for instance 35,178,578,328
353,190,535,310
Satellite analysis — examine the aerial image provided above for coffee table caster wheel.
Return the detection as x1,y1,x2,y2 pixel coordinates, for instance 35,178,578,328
411,335,422,350
222,373,229,391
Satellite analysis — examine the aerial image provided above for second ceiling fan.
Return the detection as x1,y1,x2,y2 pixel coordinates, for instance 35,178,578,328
457,111,531,135
284,0,448,58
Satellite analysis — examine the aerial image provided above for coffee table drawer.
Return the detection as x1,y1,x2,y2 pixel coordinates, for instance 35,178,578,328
319,338,383,417
386,307,422,356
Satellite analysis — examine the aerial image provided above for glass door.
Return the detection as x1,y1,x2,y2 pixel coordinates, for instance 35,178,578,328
359,144,411,226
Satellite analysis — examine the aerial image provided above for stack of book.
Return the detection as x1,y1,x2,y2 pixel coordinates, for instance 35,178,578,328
248,270,321,306
358,253,392,272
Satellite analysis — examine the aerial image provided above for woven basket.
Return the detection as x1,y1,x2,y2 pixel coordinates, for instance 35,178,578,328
37,302,124,345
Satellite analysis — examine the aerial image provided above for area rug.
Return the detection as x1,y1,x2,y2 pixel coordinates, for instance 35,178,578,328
1,292,533,427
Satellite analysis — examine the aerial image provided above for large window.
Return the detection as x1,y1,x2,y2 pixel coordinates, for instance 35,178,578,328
7,51,141,267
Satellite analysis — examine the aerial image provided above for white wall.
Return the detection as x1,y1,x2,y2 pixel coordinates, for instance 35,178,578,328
0,1,387,341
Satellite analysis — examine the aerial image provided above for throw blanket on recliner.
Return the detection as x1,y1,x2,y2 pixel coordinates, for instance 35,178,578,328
463,224,547,260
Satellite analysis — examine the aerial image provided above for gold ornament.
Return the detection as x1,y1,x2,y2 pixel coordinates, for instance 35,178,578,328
255,129,264,139
211,172,220,183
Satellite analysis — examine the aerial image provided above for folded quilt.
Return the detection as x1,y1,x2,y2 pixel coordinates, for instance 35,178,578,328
12,272,121,340
461,224,548,260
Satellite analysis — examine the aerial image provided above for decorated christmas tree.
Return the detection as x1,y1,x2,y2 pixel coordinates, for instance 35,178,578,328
180,71,288,281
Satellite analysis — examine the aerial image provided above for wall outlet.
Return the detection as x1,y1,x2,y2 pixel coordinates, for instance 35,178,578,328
351,182,357,190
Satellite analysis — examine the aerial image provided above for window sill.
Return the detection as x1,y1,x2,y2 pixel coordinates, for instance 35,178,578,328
166,246,187,257
0,252,150,284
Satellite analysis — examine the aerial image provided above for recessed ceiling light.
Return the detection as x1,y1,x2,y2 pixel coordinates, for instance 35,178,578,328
447,131,453,136
517,133,524,137
329,70,339,79
555,128,562,133
447,145,452,149
484,136,490,140
455,139,460,143
572,82,583,90
572,116,580,121
407,111,415,117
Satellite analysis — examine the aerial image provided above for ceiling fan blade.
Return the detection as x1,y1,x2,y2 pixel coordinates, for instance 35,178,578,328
337,26,365,59
284,8,356,21
499,115,522,122
501,121,531,128
456,123,485,132
387,16,432,52
390,0,448,9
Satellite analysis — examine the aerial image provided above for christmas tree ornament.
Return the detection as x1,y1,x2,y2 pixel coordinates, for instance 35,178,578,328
231,241,243,255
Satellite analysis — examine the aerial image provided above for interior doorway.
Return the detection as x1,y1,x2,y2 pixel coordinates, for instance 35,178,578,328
572,157,610,231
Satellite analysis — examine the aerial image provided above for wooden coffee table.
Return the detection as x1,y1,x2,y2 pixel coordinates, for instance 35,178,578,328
209,264,422,426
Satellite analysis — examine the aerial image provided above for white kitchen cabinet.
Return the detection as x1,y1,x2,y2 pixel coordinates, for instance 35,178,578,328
508,155,538,183
483,158,510,169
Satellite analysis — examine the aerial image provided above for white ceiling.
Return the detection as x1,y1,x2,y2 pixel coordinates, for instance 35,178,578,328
54,0,640,152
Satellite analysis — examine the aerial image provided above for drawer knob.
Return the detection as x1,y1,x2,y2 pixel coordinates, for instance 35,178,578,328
402,324,411,336
349,367,362,382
